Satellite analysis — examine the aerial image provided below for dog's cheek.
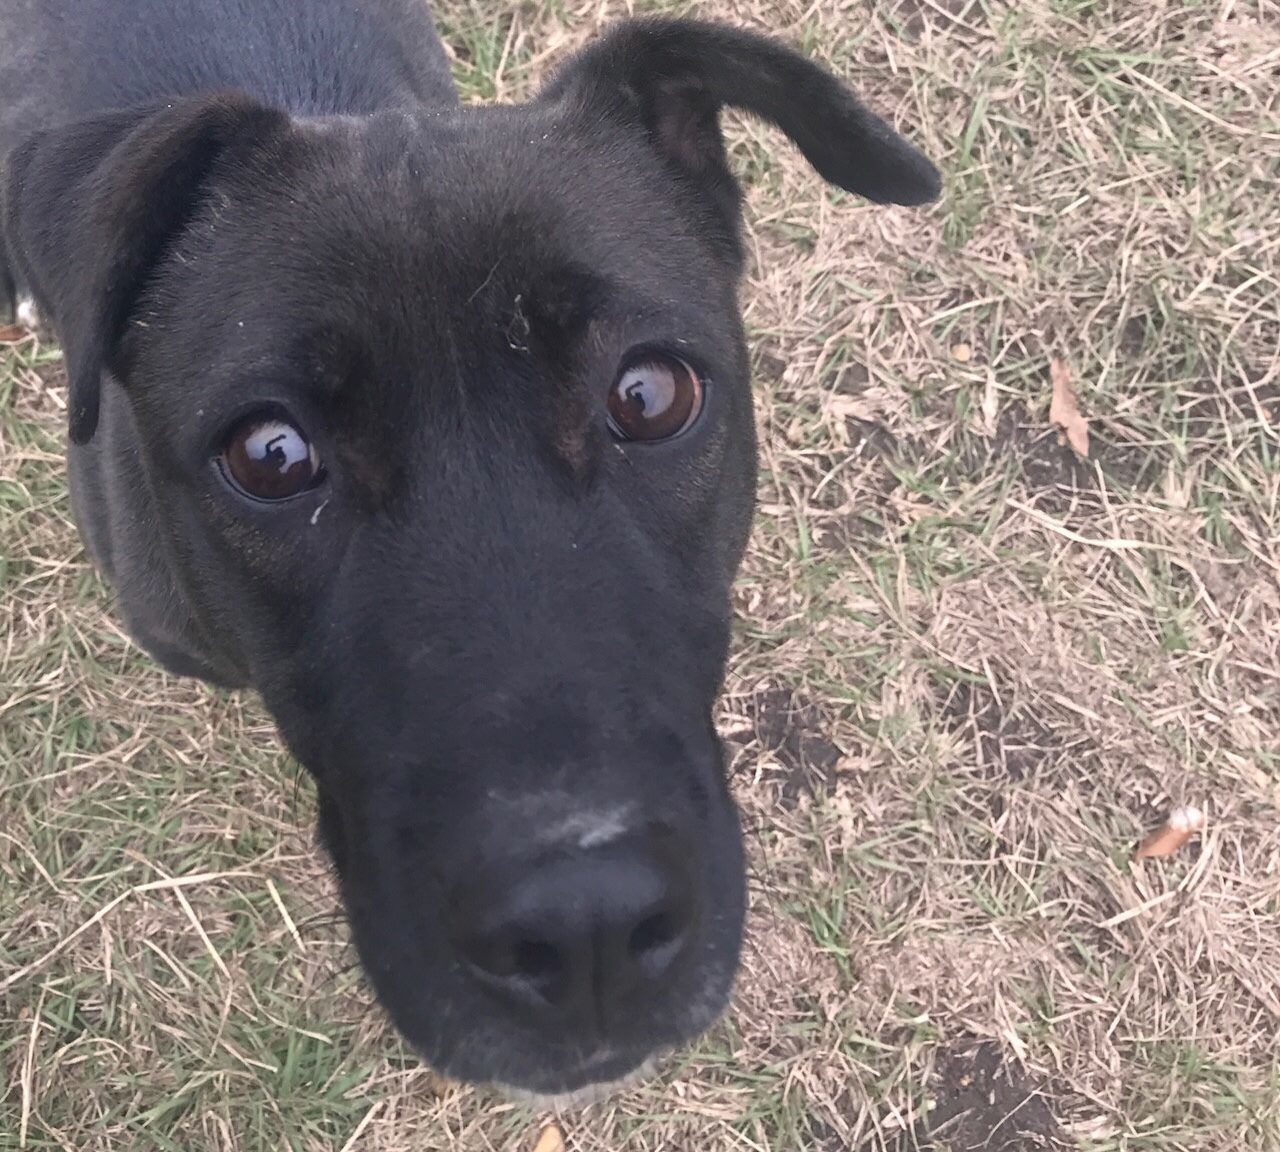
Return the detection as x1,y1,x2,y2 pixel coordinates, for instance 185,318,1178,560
652,426,756,589
183,499,338,658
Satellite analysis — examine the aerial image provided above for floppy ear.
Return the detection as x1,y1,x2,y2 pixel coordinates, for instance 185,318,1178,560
541,18,941,252
2,93,288,444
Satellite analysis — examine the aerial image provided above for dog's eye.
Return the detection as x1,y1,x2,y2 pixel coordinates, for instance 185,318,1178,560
607,353,704,442
220,414,322,501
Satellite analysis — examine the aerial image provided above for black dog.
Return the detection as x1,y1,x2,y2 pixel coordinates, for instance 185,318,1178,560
0,0,938,1098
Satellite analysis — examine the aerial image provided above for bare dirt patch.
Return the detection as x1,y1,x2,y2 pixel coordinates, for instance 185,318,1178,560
725,685,847,807
898,1040,1069,1152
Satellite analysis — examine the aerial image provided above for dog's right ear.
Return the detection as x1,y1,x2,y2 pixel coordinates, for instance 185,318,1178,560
2,93,288,444
540,19,941,263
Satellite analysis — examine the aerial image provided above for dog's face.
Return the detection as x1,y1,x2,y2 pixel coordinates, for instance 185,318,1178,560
153,107,761,1091
3,20,938,1096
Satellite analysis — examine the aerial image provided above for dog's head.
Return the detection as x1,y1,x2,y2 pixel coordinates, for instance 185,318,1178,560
3,19,937,1096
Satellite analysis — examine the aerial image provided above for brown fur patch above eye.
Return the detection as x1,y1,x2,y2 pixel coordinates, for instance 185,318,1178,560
516,270,610,485
539,341,593,483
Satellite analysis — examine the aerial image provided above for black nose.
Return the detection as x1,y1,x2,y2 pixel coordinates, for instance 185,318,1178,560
452,829,696,1027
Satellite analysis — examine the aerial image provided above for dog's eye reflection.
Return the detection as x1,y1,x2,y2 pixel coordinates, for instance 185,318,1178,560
608,353,704,442
220,415,322,501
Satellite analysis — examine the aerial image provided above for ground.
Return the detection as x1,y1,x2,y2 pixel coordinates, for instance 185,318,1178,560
2,0,1278,1149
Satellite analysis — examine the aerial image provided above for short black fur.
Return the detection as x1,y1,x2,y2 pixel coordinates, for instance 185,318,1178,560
0,0,939,1096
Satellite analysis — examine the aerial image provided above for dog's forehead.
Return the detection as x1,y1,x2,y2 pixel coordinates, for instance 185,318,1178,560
264,106,720,281
209,105,736,370
192,106,733,373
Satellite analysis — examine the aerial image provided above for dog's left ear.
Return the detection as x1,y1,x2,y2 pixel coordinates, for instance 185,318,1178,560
541,18,941,256
2,93,288,444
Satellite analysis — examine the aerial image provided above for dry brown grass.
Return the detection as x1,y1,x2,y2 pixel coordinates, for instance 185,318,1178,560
3,0,1279,1149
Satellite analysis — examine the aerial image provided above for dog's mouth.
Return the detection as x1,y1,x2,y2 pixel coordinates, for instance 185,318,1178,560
497,1049,667,1108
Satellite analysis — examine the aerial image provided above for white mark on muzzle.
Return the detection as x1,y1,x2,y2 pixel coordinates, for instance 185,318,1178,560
537,805,635,851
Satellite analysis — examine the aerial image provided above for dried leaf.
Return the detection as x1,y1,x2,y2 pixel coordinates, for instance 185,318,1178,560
1136,806,1205,859
0,324,28,343
532,1122,566,1152
1049,358,1089,457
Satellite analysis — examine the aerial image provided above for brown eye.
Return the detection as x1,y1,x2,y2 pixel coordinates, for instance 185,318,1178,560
220,414,322,501
607,353,704,442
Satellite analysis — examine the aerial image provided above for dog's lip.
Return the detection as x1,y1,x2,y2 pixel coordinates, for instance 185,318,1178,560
495,1046,666,1107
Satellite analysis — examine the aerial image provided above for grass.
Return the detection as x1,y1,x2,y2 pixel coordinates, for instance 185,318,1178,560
3,0,1279,1149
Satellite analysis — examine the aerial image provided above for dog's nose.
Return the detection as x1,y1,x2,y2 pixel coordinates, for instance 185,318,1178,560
452,830,695,1026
